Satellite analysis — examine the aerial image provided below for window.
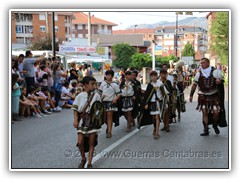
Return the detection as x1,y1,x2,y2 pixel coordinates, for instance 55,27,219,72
40,26,46,32
78,25,82,30
78,34,83,38
39,14,46,20
148,34,152,38
16,25,23,33
65,16,69,23
55,26,58,32
54,15,58,21
25,26,33,33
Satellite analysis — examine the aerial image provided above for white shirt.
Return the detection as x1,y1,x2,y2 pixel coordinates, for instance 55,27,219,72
194,67,223,83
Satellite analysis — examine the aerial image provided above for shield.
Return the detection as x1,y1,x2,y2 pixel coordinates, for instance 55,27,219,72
90,101,104,128
179,93,186,112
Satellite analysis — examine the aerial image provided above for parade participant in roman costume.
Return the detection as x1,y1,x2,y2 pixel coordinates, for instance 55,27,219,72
162,63,174,87
174,60,186,116
138,71,166,139
72,76,104,168
172,72,182,121
174,60,186,91
131,70,142,123
99,70,121,138
189,58,224,136
119,71,138,132
159,68,175,131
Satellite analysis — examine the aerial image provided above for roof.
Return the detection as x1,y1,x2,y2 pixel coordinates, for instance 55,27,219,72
92,34,148,47
72,12,117,26
154,25,207,34
112,28,155,34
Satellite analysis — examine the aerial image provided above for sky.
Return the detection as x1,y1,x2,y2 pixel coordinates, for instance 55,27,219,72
90,11,210,30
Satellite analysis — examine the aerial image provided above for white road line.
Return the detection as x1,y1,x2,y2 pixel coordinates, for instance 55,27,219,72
85,127,144,167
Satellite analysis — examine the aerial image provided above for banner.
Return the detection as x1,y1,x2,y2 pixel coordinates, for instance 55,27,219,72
59,45,96,53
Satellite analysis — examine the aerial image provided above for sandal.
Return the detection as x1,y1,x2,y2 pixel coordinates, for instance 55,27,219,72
106,133,112,138
154,134,160,139
87,164,93,168
126,127,131,132
78,159,87,169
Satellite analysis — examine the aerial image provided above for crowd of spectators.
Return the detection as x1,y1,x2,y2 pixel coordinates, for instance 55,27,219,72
11,50,93,124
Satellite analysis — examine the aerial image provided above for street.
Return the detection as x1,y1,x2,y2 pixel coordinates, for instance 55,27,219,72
11,86,229,169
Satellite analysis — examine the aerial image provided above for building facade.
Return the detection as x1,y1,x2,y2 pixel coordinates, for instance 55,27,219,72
12,12,74,45
205,12,219,66
72,12,117,39
154,25,208,60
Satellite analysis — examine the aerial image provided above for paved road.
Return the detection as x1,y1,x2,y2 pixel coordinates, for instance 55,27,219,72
11,86,229,169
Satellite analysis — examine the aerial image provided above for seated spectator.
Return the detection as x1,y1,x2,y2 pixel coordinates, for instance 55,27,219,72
19,88,42,118
27,86,51,116
37,86,61,112
59,81,73,108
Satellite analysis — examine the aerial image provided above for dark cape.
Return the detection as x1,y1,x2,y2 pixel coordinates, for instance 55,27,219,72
137,83,155,128
208,82,227,127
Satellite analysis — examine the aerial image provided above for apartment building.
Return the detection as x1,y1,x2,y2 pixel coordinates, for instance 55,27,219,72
154,25,208,60
11,12,74,45
72,12,117,38
205,12,219,66
113,28,155,41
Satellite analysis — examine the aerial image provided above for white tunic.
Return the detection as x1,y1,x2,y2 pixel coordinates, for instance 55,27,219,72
99,81,121,101
71,92,101,113
150,80,164,102
121,81,135,97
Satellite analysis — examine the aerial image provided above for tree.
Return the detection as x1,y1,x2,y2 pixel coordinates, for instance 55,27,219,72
181,41,195,57
28,35,60,51
210,12,229,65
156,55,178,67
112,43,136,69
130,53,152,69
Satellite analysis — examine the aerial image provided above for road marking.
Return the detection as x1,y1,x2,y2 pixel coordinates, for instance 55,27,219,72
85,127,144,167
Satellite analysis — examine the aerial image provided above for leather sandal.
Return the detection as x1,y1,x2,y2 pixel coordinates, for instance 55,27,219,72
87,164,93,168
106,133,112,138
154,134,160,139
78,159,87,169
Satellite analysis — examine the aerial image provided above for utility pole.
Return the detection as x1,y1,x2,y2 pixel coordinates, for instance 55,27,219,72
88,12,92,46
45,12,49,36
52,12,56,57
175,13,178,57
152,40,156,70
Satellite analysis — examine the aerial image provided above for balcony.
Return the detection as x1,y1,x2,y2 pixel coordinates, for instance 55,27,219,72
97,29,112,35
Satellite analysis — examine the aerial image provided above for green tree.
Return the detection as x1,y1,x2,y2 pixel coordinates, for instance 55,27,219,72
112,43,136,69
181,41,195,57
130,53,152,69
28,35,60,51
156,55,178,67
210,12,229,65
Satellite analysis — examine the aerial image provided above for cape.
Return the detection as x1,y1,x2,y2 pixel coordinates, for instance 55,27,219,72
137,83,155,128
208,82,227,127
